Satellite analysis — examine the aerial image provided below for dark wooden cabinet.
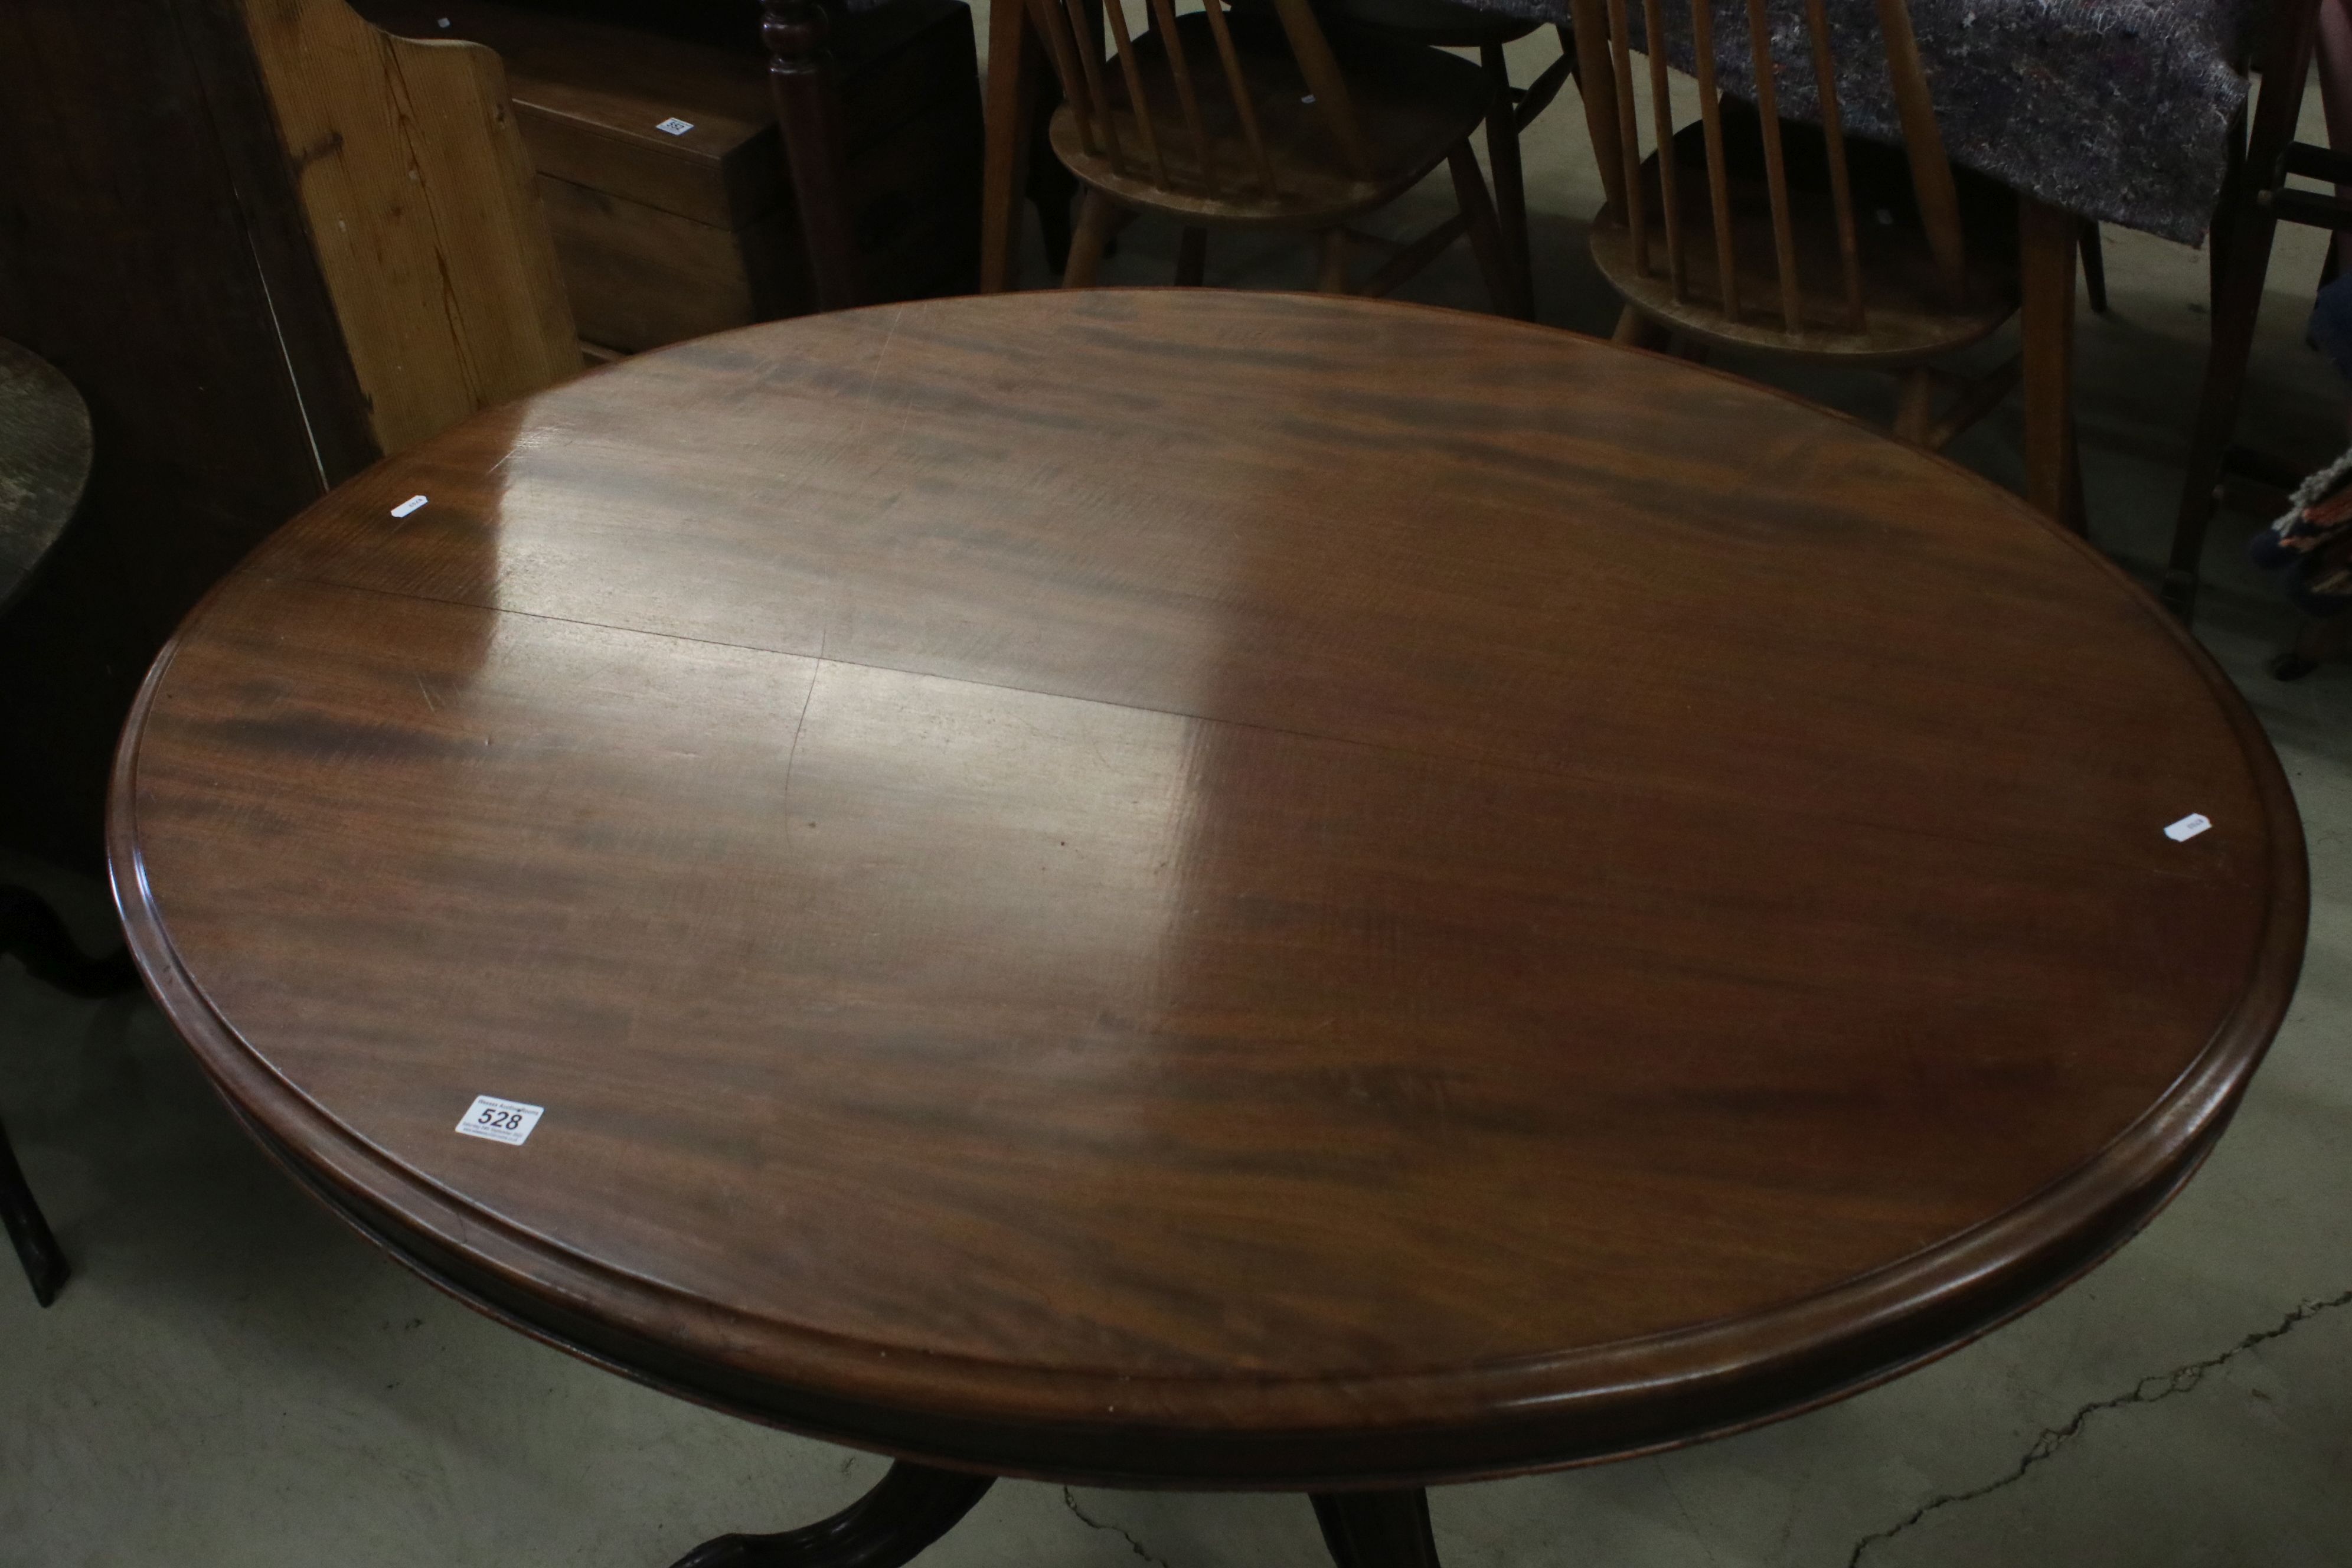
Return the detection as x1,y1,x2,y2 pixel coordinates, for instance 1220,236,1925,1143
364,0,983,353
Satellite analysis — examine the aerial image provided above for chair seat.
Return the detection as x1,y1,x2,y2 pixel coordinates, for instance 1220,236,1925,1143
1048,10,1491,228
1590,110,2020,365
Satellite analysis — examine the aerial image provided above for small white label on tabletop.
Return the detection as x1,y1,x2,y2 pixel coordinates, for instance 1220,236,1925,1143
1300,94,1316,104
391,494,427,517
456,1096,544,1145
2165,812,2213,842
656,117,695,136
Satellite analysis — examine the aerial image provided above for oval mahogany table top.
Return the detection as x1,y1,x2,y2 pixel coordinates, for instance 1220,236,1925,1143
111,291,2304,1489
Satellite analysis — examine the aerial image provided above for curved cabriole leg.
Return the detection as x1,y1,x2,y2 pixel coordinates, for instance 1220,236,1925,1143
1310,1489,1443,1568
670,1462,995,1568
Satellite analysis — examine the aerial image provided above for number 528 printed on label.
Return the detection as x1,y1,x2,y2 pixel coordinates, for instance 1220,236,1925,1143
456,1095,545,1146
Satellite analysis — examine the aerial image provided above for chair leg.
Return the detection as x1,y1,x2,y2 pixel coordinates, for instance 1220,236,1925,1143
1062,190,1117,288
1612,303,1669,350
1317,228,1353,293
1028,112,1080,276
2212,102,2249,318
0,1118,67,1308
2273,612,2352,679
1446,145,1514,316
1175,227,1208,286
2019,195,2082,532
2064,417,2089,535
981,0,1044,292
1893,367,1937,445
2168,9,2315,619
1478,40,1536,319
2078,219,2109,315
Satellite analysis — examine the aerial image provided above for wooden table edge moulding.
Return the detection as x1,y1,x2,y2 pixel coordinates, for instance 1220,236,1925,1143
106,292,2304,1567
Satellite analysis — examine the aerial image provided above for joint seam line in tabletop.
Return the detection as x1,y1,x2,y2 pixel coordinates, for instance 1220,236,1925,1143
1842,1288,2352,1567
249,571,2269,890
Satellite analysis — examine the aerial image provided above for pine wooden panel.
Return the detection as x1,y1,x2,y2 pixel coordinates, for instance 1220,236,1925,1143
241,0,579,455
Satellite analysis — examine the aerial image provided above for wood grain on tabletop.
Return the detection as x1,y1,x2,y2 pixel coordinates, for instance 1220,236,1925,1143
112,290,2302,1485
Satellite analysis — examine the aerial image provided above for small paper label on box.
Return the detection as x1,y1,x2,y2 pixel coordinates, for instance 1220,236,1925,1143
2164,812,2212,842
391,494,427,517
656,117,695,136
456,1095,544,1145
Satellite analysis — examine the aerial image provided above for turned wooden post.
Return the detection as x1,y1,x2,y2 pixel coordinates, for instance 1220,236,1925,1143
763,0,863,312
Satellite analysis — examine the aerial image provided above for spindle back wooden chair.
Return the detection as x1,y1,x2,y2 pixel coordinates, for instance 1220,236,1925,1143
1324,0,1582,318
1572,0,2029,450
1026,0,1516,305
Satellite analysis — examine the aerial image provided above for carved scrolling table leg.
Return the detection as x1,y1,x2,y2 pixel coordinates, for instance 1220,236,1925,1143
1311,1489,1444,1568
670,1462,995,1568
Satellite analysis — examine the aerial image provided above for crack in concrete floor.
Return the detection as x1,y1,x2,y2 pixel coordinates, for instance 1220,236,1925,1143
1062,1486,1177,1568
1842,1288,2352,1567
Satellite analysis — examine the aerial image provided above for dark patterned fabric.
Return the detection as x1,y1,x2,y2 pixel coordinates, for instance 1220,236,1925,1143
1477,0,2255,242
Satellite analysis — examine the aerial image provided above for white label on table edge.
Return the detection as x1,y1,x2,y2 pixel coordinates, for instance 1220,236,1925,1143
2165,812,2213,842
456,1096,544,1145
391,494,428,517
656,117,695,135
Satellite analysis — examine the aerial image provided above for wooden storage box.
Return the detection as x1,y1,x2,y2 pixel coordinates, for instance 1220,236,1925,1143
362,0,983,352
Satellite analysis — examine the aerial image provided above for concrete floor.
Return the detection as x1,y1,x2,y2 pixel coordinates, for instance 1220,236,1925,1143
6,27,2352,1568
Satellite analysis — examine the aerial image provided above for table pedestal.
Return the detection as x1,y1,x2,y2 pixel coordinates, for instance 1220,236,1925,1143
671,1463,1441,1568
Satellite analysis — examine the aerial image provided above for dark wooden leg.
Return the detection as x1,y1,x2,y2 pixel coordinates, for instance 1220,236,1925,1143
1063,190,1117,287
763,0,862,312
0,1117,67,1308
1446,145,1514,316
2079,219,2108,314
2168,0,2317,620
2064,416,2088,535
1613,303,1669,349
1310,1491,1442,1568
1893,366,1936,445
0,884,138,1309
671,1462,994,1568
1478,40,1534,319
2274,612,2352,678
1029,84,1079,276
1554,23,1580,88
1175,226,1208,285
1317,228,1353,293
2213,102,2249,318
981,0,1041,292
2019,194,2081,531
